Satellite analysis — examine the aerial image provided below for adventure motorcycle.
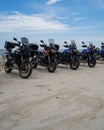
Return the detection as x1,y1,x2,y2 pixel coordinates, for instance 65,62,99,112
80,42,96,67
96,42,104,62
32,40,57,72
56,41,80,70
3,37,33,78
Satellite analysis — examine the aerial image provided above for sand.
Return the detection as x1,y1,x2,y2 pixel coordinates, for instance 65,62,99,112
0,57,104,130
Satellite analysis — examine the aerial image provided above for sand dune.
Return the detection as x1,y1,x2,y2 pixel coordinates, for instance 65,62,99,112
0,57,104,130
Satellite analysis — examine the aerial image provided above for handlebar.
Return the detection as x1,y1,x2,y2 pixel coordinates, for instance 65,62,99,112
40,44,47,48
13,37,21,46
63,45,69,48
81,45,87,48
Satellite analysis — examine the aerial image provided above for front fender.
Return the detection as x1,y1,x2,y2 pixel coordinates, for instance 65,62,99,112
89,55,95,61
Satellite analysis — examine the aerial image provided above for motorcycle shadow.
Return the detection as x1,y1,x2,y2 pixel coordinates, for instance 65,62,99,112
57,64,80,71
96,60,104,64
57,64,69,69
80,63,97,69
80,63,89,67
33,66,57,73
3,69,21,79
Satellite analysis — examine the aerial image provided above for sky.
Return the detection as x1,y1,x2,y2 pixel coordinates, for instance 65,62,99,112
0,0,104,49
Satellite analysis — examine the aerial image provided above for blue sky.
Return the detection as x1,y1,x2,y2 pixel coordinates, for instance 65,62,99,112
0,0,104,49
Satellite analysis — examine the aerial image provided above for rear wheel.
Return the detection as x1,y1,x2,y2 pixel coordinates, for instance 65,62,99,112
4,62,12,73
19,61,32,78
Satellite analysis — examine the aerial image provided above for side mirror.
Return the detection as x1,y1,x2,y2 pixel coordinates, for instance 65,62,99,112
13,38,17,41
82,41,85,44
101,42,104,45
18,41,21,46
64,41,67,44
40,40,44,43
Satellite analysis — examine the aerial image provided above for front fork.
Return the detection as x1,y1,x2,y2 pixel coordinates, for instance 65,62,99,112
88,54,95,61
48,55,56,64
19,56,31,68
71,54,78,61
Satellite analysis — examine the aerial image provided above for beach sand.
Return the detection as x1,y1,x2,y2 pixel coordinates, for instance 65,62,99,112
0,58,104,130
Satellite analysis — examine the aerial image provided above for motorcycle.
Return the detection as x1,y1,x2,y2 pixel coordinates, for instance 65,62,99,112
3,37,33,78
80,42,96,67
56,40,80,70
96,42,104,62
31,40,57,72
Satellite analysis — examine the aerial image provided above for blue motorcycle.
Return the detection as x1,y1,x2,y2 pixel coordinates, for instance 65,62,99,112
96,42,104,61
80,42,96,67
56,41,80,70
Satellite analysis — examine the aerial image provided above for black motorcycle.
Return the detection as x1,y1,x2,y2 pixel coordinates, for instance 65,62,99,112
3,37,33,78
32,40,57,72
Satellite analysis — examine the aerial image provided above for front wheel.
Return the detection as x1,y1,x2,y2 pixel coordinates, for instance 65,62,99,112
88,58,96,67
70,58,80,70
47,59,57,73
4,62,12,73
19,61,33,78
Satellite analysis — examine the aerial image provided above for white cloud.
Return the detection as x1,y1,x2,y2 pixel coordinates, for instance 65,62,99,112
72,12,79,15
0,12,68,33
46,0,61,5
91,0,104,8
73,17,85,21
0,12,102,35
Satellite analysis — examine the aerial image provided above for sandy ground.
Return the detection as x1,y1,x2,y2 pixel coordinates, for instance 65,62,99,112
0,57,104,130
